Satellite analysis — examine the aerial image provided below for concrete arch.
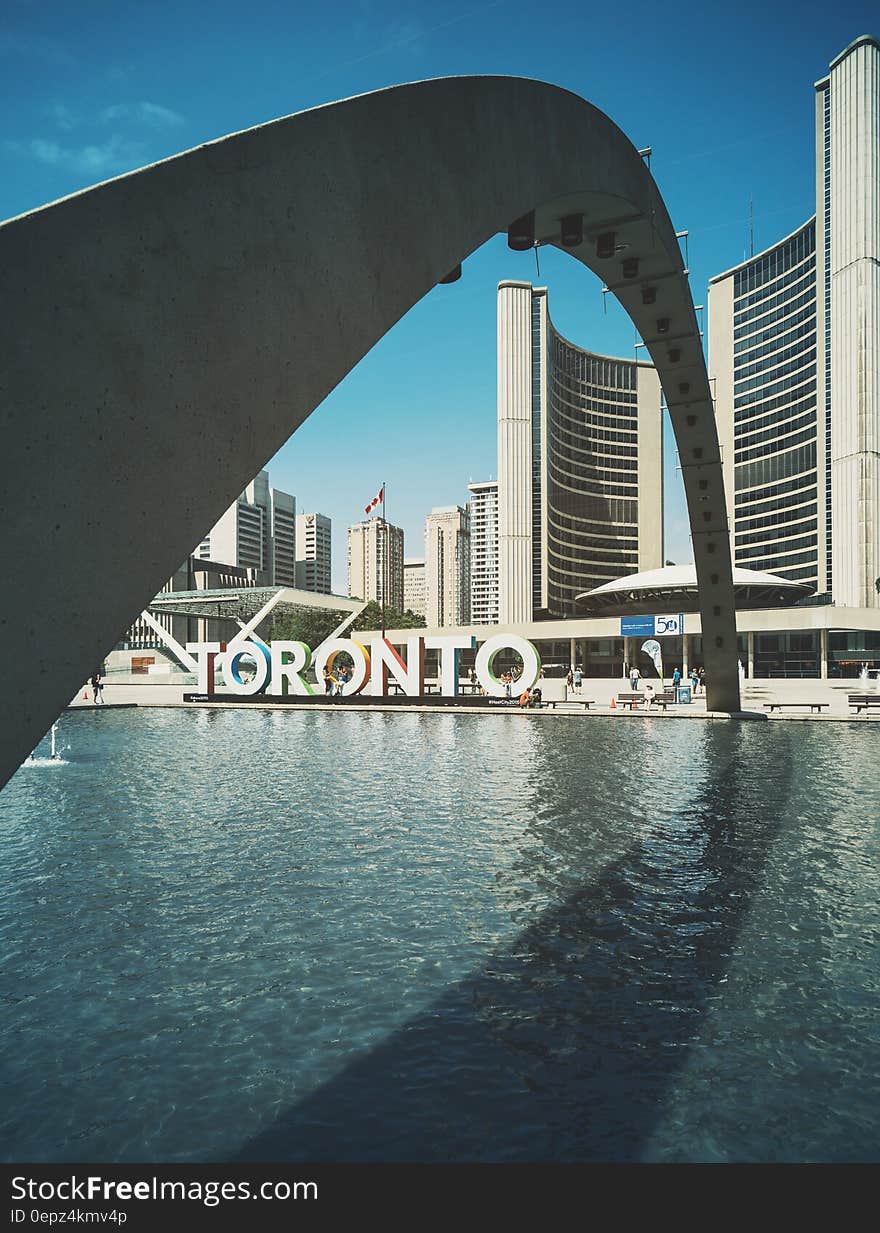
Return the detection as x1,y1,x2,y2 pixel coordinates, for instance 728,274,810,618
0,76,740,786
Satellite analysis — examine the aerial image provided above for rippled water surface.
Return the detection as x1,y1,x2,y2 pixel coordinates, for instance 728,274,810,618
1,708,878,1161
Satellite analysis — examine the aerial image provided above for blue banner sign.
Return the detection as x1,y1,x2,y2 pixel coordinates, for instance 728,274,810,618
620,613,684,638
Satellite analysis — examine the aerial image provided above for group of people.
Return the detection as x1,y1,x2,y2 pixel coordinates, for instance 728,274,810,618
322,662,351,696
565,667,584,692
628,664,706,695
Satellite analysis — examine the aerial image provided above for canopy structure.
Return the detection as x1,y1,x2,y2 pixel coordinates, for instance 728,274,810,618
577,565,813,615
148,586,363,624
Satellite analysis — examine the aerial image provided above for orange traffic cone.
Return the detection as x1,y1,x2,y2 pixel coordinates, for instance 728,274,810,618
82,690,88,700
610,696,616,709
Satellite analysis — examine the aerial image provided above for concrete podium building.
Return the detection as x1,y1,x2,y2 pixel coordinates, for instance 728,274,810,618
497,281,663,623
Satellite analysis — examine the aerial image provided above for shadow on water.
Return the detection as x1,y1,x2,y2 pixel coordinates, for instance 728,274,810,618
234,723,795,1161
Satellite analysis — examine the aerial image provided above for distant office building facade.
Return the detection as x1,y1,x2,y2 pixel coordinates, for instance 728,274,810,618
710,35,879,607
197,470,296,587
425,505,471,627
403,559,426,617
468,480,499,625
295,512,332,593
348,518,404,611
497,281,663,622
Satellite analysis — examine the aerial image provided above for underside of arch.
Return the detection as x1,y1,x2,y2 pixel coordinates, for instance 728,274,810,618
0,76,740,787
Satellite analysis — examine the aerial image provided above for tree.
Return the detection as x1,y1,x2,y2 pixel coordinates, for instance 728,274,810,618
269,607,340,649
351,602,426,632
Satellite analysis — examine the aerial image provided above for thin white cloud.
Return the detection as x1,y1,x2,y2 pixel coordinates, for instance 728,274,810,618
4,134,147,177
101,101,184,127
47,103,77,131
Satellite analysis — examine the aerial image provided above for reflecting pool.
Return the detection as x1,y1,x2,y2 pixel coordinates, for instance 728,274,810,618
1,708,878,1161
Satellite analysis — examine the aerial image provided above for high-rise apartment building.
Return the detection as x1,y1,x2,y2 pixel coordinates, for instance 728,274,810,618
295,512,332,594
497,281,663,622
710,35,879,608
468,480,499,625
403,559,426,617
348,518,404,611
425,506,471,627
197,470,295,586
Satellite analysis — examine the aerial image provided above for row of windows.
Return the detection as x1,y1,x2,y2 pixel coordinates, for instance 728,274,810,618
551,336,637,390
733,330,817,385
734,350,816,402
547,540,638,570
736,547,818,571
548,489,638,524
734,388,816,428
735,424,816,466
551,375,639,407
733,223,815,298
549,404,638,448
733,373,816,421
550,376,639,418
735,410,817,454
549,423,638,464
736,495,818,532
735,443,816,492
734,302,816,357
735,517,817,548
733,278,815,336
547,519,638,550
549,507,638,534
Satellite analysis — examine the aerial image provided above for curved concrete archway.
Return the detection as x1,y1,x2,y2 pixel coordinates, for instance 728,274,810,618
0,76,740,786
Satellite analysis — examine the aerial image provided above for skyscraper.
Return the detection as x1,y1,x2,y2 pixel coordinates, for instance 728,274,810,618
425,505,471,627
710,35,879,608
497,281,663,622
295,512,332,594
403,559,426,618
468,480,499,626
348,518,404,611
197,469,296,586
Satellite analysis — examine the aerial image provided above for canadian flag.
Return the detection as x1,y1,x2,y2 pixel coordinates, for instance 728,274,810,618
364,485,384,515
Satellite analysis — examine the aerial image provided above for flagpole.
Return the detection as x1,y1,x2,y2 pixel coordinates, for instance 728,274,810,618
381,480,386,641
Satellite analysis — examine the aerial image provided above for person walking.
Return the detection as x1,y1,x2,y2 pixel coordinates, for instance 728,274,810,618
630,664,641,692
566,668,574,693
672,666,681,700
322,664,335,696
698,667,706,696
90,669,105,705
573,666,583,693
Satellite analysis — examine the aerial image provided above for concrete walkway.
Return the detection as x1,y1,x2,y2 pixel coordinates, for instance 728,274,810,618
68,677,880,722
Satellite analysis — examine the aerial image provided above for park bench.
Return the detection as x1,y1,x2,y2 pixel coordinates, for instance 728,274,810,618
848,694,880,714
765,702,829,714
616,691,676,711
548,699,594,710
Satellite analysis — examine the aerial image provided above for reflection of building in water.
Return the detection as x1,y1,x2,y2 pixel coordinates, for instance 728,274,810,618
497,281,663,623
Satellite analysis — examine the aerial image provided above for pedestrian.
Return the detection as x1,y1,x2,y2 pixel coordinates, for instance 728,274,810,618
336,664,349,696
566,668,574,691
504,671,513,699
644,682,655,709
672,666,681,699
698,667,706,695
323,664,335,696
90,669,104,705
539,667,546,680
574,666,583,693
630,664,641,692
690,666,699,694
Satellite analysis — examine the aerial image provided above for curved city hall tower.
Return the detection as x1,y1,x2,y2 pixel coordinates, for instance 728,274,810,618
497,281,662,621
711,35,880,608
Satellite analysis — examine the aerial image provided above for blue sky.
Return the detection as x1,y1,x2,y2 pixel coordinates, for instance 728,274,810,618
2,0,875,591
